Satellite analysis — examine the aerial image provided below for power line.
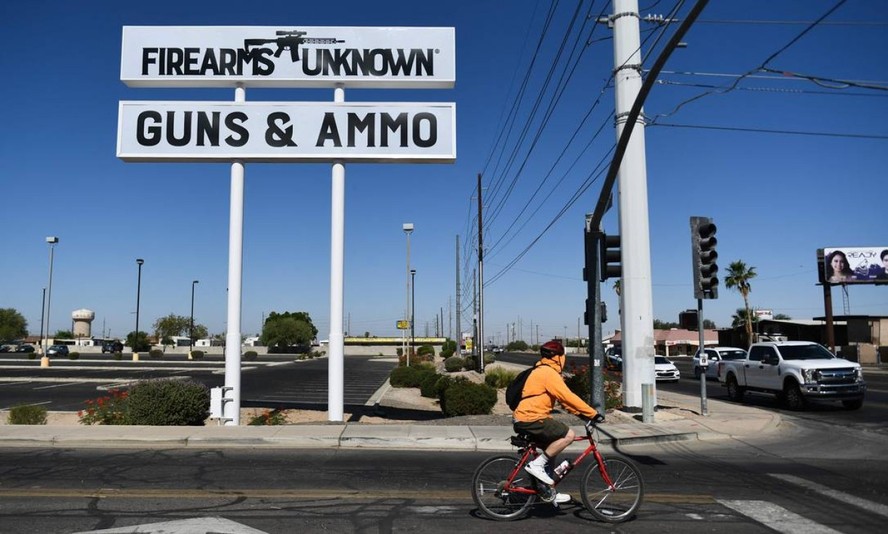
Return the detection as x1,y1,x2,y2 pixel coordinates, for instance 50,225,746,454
652,122,888,140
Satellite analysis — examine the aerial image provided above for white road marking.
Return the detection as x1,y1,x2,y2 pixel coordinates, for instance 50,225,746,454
34,382,83,390
72,517,269,533
717,500,842,534
770,473,888,519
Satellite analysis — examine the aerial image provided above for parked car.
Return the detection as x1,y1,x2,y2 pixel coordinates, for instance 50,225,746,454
0,344,14,353
692,347,747,380
654,355,680,382
46,344,69,357
102,340,124,353
15,344,36,353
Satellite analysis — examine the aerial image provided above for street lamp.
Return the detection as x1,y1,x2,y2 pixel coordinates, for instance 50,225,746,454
42,237,58,365
134,258,144,357
190,280,199,353
410,268,416,358
402,223,414,364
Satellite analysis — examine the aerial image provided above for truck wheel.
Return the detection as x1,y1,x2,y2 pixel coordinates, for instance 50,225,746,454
842,399,863,410
784,381,806,410
726,375,744,402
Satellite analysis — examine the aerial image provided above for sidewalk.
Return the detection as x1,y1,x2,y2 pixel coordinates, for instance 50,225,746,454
0,389,783,451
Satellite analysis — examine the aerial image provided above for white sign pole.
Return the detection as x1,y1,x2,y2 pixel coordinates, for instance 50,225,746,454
328,83,346,422
223,83,246,426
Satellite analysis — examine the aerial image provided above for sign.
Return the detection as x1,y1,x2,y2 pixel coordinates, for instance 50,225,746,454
396,320,409,330
821,247,888,285
117,101,456,162
121,26,455,88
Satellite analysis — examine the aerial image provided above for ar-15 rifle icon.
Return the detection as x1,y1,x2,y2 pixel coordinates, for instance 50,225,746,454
244,30,344,62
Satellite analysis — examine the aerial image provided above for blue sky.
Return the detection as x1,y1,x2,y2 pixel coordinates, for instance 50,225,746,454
2,1,886,344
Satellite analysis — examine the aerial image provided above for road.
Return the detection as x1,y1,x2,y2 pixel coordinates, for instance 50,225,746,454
1,431,887,533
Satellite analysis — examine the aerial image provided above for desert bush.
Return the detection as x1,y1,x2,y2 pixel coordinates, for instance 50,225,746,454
244,350,258,361
443,355,465,372
440,339,457,358
248,409,287,425
389,364,435,388
564,363,623,410
483,367,517,389
442,380,497,417
124,379,209,426
419,371,442,398
149,349,163,359
68,352,80,360
8,404,48,425
190,350,204,359
416,344,435,357
79,388,129,425
506,340,529,351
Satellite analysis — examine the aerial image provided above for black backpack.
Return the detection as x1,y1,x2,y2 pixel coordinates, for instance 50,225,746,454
505,366,539,410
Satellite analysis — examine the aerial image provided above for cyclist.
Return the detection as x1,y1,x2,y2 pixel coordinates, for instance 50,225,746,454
513,339,604,502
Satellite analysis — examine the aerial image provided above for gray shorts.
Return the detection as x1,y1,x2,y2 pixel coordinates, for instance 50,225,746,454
513,418,569,447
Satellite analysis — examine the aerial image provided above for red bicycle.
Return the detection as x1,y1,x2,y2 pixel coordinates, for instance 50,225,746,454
471,419,644,522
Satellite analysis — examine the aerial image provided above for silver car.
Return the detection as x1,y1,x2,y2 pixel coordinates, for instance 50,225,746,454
692,347,747,380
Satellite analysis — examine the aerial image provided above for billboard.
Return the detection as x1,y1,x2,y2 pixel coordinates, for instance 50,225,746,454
120,26,455,88
117,101,456,163
821,247,888,285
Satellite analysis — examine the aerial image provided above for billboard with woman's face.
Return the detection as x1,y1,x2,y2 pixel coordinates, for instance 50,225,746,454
821,247,888,285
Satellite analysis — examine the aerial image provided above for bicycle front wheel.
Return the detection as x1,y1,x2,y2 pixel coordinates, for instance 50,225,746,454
580,454,644,523
471,455,538,521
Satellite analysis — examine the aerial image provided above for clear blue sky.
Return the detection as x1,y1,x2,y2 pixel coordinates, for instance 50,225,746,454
2,1,886,344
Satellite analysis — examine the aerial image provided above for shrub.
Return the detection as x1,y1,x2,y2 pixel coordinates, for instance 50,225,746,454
416,344,435,357
28,353,37,360
68,352,80,360
440,339,457,358
8,404,48,425
244,350,258,361
484,367,517,389
124,379,209,426
149,349,163,359
248,409,287,425
398,351,434,366
190,350,204,359
444,355,465,372
113,352,123,360
419,371,442,398
79,388,129,425
506,340,529,351
565,363,623,410
435,375,460,414
389,364,435,388
442,380,497,417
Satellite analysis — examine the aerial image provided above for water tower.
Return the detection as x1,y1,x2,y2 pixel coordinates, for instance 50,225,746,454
72,309,95,339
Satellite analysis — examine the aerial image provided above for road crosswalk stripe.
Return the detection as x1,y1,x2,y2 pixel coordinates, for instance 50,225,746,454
717,500,842,534
769,473,888,519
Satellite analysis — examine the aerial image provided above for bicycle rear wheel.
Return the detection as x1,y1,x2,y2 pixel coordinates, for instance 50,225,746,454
580,454,644,523
471,455,538,520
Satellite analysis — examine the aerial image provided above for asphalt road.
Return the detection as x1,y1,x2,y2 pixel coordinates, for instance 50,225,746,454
1,431,886,533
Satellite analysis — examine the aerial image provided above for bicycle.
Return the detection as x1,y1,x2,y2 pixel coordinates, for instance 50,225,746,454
471,419,644,522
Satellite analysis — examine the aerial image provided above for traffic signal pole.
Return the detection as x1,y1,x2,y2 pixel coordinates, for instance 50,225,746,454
697,298,708,416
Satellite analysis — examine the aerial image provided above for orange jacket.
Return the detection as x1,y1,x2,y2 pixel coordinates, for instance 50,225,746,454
513,356,599,422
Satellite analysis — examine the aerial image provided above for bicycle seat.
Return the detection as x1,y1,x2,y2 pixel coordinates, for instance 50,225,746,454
510,434,536,448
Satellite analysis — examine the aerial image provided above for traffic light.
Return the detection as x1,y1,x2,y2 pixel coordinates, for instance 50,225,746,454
600,233,622,282
690,216,718,299
679,309,699,330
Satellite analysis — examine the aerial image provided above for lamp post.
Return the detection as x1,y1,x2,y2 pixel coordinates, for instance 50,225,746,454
42,237,58,367
190,280,199,354
134,258,144,359
402,223,413,364
410,268,416,358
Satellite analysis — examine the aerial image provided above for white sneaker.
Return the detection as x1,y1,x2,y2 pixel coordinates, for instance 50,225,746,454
525,462,555,485
555,493,571,504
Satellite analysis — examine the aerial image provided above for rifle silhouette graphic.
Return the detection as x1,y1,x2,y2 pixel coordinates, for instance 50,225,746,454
244,30,344,62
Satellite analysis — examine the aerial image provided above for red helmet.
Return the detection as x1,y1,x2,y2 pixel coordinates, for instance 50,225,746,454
540,340,564,359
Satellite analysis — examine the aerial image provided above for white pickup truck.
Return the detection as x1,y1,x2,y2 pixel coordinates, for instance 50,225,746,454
717,341,866,410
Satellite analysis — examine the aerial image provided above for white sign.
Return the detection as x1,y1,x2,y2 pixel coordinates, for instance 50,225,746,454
121,26,455,88
117,101,456,162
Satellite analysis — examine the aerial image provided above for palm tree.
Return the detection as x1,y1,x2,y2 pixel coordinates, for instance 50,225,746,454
725,261,757,345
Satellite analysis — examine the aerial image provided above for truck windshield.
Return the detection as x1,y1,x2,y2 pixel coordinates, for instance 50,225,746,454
720,350,746,360
780,344,835,361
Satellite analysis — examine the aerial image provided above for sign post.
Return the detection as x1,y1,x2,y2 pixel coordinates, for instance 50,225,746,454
118,26,456,423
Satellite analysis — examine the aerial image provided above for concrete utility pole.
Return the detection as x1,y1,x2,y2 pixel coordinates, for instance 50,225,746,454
612,0,656,409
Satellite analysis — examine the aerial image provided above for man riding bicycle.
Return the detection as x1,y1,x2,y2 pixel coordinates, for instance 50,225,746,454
512,339,604,503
